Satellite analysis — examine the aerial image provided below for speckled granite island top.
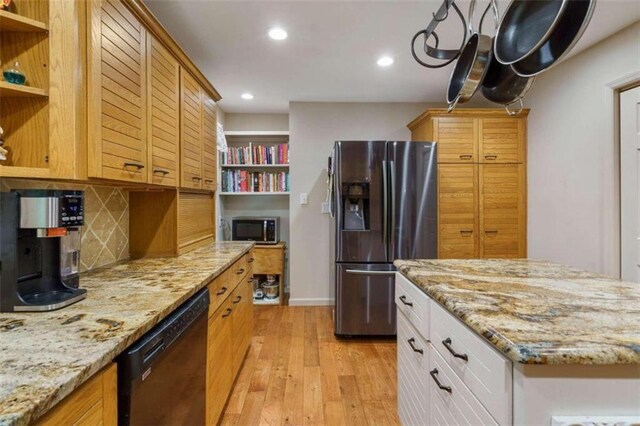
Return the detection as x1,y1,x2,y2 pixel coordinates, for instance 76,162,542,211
0,241,253,426
394,259,640,366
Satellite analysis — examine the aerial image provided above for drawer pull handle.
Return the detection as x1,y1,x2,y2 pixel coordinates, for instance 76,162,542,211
222,308,232,318
442,337,469,361
459,154,472,160
484,154,498,160
236,268,245,275
205,179,214,184
399,295,413,307
459,229,473,235
485,229,498,235
233,296,242,304
124,162,145,170
153,168,170,175
192,176,202,181
407,338,423,354
216,286,228,296
248,258,254,263
430,368,452,394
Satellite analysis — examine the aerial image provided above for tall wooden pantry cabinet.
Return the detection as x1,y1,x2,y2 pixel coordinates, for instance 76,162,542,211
408,109,528,259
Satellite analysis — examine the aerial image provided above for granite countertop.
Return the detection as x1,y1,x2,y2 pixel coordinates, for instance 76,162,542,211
394,259,640,366
0,241,253,426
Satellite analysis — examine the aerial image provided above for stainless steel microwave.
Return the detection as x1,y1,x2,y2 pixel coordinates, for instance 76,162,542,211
231,217,280,244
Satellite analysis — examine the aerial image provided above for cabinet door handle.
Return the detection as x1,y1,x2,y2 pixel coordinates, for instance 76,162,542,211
399,295,413,307
407,338,423,354
233,296,242,304
236,268,245,275
459,229,473,235
153,168,170,175
484,154,498,160
205,179,214,184
459,154,472,160
485,229,498,235
248,258,254,263
442,337,469,361
430,368,452,393
216,286,228,296
192,176,202,181
222,308,232,318
124,162,145,170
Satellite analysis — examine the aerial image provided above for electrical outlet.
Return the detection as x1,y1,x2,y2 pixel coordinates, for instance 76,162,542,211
300,193,308,205
321,202,330,214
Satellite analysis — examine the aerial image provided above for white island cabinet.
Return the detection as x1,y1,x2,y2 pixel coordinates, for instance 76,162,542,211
395,271,640,426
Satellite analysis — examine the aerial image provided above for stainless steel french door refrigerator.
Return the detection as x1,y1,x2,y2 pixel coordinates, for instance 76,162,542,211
330,141,437,336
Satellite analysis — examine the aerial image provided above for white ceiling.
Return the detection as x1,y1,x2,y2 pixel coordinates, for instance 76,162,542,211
145,0,640,113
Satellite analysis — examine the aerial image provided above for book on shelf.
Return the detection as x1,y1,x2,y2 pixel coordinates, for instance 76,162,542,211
221,169,290,193
221,143,289,165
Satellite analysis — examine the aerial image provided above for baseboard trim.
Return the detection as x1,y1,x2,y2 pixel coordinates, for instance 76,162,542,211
288,298,335,306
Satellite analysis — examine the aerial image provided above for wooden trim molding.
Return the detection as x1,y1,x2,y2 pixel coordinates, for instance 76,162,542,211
122,0,222,101
407,108,530,131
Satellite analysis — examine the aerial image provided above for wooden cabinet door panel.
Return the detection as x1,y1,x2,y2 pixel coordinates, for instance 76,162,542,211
480,164,526,258
180,71,203,189
147,36,179,186
202,93,217,191
434,117,477,163
438,164,478,258
88,0,147,183
479,118,524,163
230,283,247,376
253,246,284,275
207,298,233,426
177,191,215,253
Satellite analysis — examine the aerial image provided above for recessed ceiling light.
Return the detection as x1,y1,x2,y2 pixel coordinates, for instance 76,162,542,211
241,93,254,100
268,27,288,41
377,56,394,67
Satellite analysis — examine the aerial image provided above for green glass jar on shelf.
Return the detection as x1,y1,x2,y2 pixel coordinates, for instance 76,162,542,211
3,62,27,85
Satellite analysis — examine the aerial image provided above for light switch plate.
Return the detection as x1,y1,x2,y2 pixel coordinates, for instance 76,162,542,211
300,193,308,205
321,202,330,214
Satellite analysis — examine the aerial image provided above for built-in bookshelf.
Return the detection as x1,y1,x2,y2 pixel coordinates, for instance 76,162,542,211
220,131,290,195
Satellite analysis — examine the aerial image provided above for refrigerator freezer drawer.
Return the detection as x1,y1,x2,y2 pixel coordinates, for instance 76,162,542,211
335,263,396,336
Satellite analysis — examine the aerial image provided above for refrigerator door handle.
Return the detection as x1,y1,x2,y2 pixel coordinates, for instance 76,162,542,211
382,160,388,246
345,269,396,276
390,160,397,250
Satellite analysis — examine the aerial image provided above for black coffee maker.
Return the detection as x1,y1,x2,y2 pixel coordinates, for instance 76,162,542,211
0,189,87,312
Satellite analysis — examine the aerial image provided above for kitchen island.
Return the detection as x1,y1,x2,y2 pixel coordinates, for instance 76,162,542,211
394,259,640,425
0,241,253,426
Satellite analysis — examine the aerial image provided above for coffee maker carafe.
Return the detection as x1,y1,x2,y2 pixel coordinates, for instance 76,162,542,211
0,190,87,312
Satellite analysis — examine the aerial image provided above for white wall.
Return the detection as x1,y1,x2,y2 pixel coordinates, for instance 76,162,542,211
525,22,640,277
289,102,440,305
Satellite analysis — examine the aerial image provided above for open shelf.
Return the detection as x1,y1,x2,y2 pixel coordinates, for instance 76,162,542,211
221,164,289,169
0,10,48,32
219,192,290,196
225,131,289,137
253,296,280,306
0,81,48,97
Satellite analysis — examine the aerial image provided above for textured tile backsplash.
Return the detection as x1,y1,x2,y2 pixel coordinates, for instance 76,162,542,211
1,179,129,272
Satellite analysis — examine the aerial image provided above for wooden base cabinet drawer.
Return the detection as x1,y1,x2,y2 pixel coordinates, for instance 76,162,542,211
395,273,430,340
430,346,498,426
397,310,429,426
430,302,512,425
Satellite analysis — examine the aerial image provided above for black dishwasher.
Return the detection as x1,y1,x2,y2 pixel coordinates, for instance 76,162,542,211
118,288,209,426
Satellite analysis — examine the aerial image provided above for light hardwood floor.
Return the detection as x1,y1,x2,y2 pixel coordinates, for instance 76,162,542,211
219,306,400,426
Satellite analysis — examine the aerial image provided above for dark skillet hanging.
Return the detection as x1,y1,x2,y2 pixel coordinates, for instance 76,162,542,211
479,0,535,116
493,0,569,65
511,0,596,77
446,0,493,112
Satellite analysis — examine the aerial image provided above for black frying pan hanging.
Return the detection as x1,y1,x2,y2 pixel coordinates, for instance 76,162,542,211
511,0,596,77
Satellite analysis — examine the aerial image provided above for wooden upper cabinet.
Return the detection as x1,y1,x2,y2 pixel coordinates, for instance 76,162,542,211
147,35,180,187
202,93,217,191
479,118,525,163
88,0,148,183
438,164,479,259
434,117,478,163
180,71,203,189
479,164,526,258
